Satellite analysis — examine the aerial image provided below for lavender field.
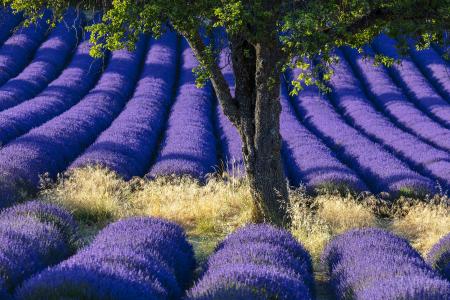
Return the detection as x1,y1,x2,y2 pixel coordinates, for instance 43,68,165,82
0,11,449,202
0,7,449,300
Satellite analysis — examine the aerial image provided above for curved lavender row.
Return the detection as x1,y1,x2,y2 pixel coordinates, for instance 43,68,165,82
0,201,76,294
0,35,104,146
187,224,314,300
215,49,245,176
16,217,196,300
0,37,147,197
0,9,83,112
322,228,450,299
0,11,51,86
289,70,434,195
408,39,450,101
427,233,450,280
0,7,22,45
71,33,178,179
280,80,367,192
0,200,78,243
372,35,450,128
343,46,450,152
148,39,217,180
329,50,450,189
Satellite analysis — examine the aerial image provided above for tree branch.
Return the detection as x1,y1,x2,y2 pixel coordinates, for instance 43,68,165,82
184,30,240,125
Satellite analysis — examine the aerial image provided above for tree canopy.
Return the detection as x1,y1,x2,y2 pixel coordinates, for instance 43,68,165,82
3,0,449,90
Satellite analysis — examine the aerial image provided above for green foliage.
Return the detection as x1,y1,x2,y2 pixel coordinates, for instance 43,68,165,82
2,0,449,92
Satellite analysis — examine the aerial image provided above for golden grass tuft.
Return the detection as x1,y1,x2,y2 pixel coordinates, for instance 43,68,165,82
41,166,254,260
391,197,450,256
289,190,378,261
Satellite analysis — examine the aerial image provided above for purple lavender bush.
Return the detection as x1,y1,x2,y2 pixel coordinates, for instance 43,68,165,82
0,30,104,147
0,201,76,294
323,228,450,299
372,34,450,129
342,45,450,152
427,232,450,281
71,32,179,179
0,200,78,244
0,10,51,85
0,37,146,201
0,8,83,112
288,69,434,196
16,217,196,300
407,39,450,101
0,7,22,45
280,79,367,193
187,224,314,299
148,38,217,180
328,49,450,190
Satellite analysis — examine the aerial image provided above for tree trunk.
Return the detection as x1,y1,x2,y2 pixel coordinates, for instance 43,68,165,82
230,35,289,227
185,25,289,227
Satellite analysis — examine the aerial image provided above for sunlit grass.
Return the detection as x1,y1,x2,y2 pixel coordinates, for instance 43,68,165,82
40,166,449,265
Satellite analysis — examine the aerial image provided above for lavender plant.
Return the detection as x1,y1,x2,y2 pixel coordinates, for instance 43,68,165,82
0,201,76,293
71,32,179,179
288,69,434,196
323,228,450,299
0,7,21,45
16,217,195,300
408,40,450,101
280,79,367,192
0,10,51,85
0,36,146,200
0,8,83,112
427,232,450,281
328,49,450,190
187,224,314,299
148,38,217,180
343,46,450,152
372,35,450,129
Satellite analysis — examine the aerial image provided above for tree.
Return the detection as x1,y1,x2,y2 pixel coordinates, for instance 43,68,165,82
3,0,449,226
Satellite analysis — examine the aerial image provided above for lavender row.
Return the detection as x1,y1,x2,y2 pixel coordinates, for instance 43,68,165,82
280,80,367,192
148,39,218,180
289,69,434,195
0,201,76,296
427,233,450,281
329,49,450,189
0,9,83,112
16,217,195,299
0,37,146,201
0,35,103,146
323,228,450,299
0,10,51,86
71,33,179,179
343,46,450,152
408,39,450,101
215,49,245,176
372,35,450,128
187,224,314,299
0,7,22,45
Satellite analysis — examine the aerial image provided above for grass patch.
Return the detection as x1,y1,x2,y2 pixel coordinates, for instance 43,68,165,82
39,166,449,265
289,189,378,262
391,196,449,256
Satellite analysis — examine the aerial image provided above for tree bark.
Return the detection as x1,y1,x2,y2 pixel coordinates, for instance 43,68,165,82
230,34,289,226
186,30,289,227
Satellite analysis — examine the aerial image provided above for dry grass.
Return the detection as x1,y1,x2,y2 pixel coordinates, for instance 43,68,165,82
391,197,450,256
40,166,254,260
289,190,378,261
40,166,449,263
